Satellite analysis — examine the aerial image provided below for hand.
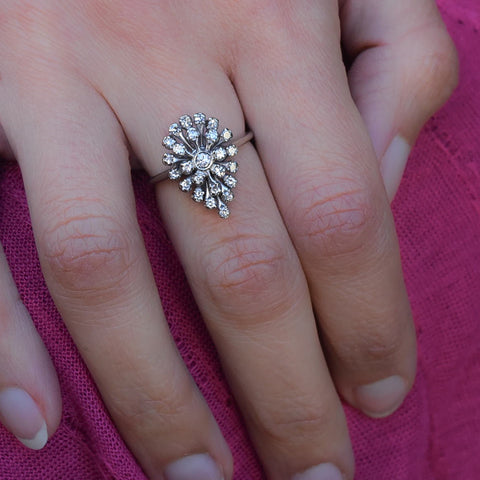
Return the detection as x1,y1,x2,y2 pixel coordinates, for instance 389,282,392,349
0,1,457,479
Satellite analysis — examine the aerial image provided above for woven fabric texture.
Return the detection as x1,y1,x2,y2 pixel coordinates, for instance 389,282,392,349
0,0,478,478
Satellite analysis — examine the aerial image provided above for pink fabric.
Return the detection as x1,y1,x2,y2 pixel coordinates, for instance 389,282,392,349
0,1,479,478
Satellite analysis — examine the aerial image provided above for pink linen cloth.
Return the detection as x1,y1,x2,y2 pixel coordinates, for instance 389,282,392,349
0,0,479,478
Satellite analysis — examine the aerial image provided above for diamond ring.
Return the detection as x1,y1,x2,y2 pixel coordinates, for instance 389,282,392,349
150,113,253,219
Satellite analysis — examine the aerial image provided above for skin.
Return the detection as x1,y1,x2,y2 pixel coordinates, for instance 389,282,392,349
0,0,458,479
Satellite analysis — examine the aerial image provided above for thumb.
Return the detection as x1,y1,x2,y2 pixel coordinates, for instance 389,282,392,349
341,0,459,201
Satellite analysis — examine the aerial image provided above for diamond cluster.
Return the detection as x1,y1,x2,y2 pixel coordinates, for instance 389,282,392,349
162,113,239,219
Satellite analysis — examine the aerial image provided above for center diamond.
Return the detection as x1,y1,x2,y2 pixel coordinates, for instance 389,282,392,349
194,151,213,170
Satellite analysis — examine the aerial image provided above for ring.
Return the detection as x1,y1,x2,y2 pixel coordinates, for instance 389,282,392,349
150,113,253,219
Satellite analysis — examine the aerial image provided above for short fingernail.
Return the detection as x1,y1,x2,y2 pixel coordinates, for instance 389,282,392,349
380,136,411,202
292,463,345,480
355,375,407,418
164,453,224,480
0,387,48,450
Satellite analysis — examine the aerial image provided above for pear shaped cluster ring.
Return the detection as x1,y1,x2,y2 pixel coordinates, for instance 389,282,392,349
150,113,253,219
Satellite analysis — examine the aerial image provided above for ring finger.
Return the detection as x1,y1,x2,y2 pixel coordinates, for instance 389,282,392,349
109,63,355,479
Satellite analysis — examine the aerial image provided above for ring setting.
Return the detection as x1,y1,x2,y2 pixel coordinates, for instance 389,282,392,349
150,113,252,219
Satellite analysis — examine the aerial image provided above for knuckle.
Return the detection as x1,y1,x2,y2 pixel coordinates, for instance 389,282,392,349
106,361,207,439
40,204,138,296
232,0,323,52
234,0,286,23
253,394,337,445
340,323,403,366
290,173,381,258
410,31,459,108
234,0,317,29
361,323,403,363
109,377,197,434
201,232,291,309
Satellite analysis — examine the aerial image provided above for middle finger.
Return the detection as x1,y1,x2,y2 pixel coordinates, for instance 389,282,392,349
234,0,417,419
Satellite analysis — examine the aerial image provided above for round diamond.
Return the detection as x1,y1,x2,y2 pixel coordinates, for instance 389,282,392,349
224,175,237,188
194,113,206,125
211,164,226,177
163,153,175,165
222,189,234,202
221,129,232,142
181,161,194,174
194,151,213,170
210,182,221,195
207,117,219,129
169,123,181,135
193,187,204,202
205,197,216,209
168,168,181,180
163,136,176,149
187,127,199,141
173,143,186,156
219,205,230,219
227,145,238,156
214,147,227,161
226,161,238,173
179,115,192,129
206,129,219,142
193,171,207,184
179,178,193,191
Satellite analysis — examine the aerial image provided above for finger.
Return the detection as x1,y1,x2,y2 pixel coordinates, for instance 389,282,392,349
341,0,459,200
0,243,61,449
234,1,417,419
0,73,231,479
159,130,354,480
107,65,355,478
0,123,13,160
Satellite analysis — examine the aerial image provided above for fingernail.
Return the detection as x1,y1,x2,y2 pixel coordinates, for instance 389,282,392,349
380,136,411,202
292,463,344,480
355,375,407,418
164,453,224,480
0,387,48,450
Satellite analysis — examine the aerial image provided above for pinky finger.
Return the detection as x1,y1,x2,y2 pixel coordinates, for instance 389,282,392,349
0,243,61,449
342,0,459,200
